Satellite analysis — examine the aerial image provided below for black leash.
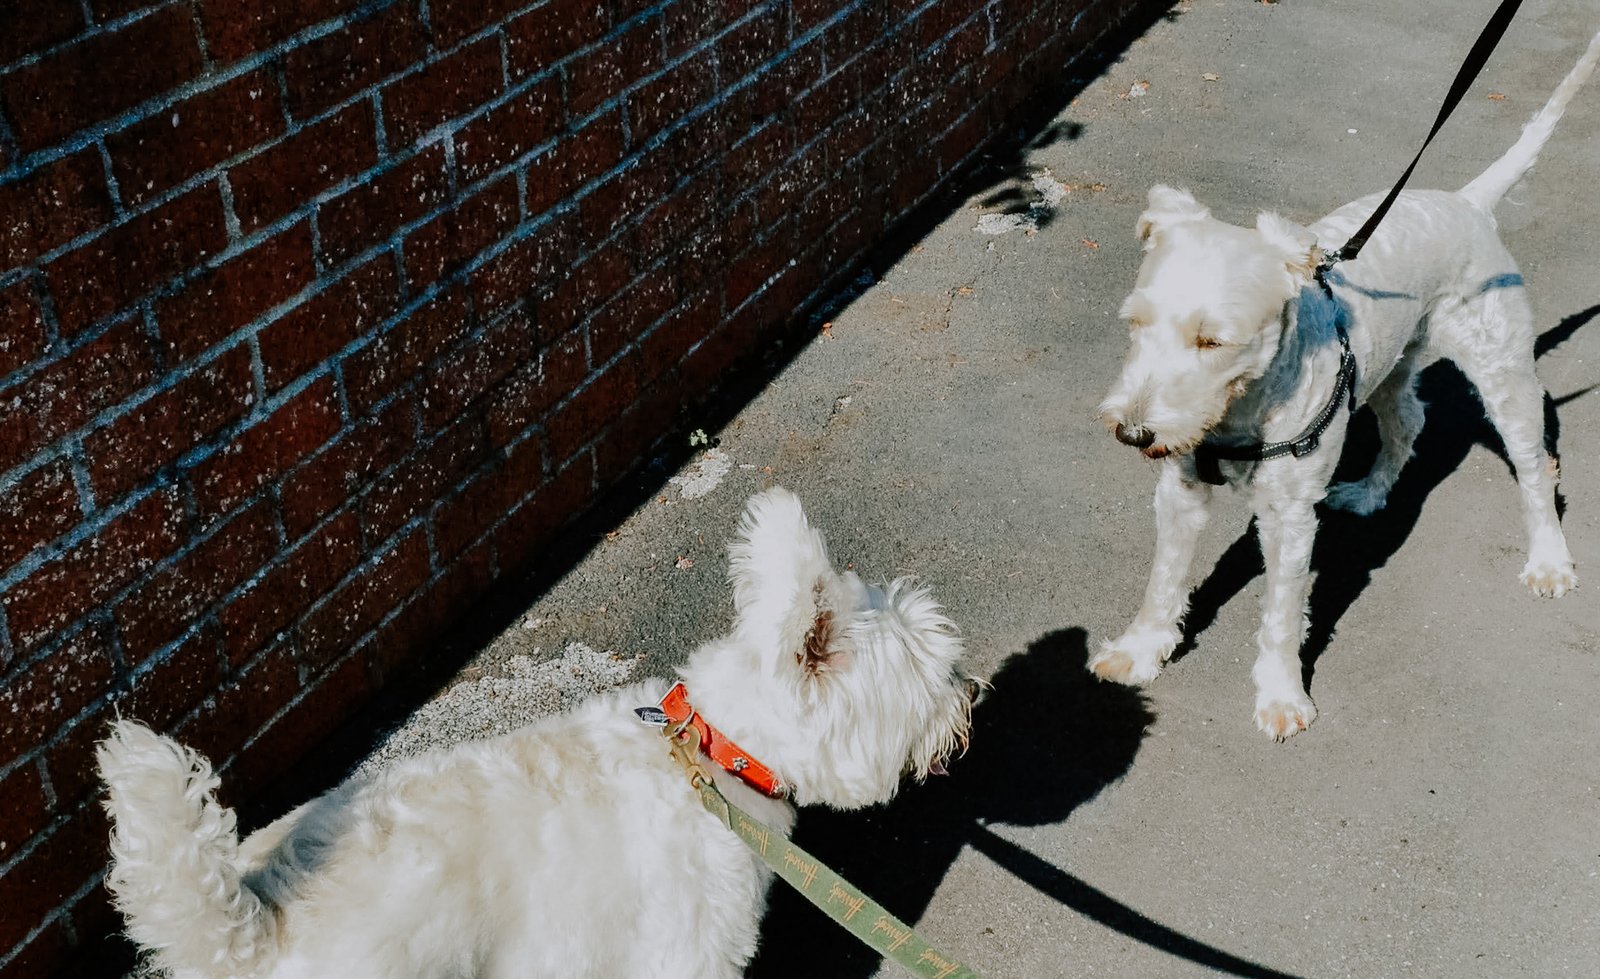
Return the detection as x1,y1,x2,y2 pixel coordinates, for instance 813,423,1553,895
1316,0,1525,281
1195,0,1525,485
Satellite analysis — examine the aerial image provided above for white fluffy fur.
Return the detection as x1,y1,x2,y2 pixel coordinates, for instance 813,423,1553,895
1093,30,1596,739
99,488,972,978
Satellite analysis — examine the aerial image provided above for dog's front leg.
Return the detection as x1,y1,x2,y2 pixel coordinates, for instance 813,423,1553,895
1250,491,1319,739
1091,460,1211,684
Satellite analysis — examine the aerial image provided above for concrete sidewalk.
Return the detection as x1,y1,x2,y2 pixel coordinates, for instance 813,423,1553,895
373,1,1600,975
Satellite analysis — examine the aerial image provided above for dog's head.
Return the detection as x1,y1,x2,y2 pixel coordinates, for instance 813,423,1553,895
680,488,974,809
1098,185,1321,458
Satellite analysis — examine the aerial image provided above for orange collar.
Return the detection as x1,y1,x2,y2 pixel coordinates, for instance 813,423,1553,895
648,682,787,798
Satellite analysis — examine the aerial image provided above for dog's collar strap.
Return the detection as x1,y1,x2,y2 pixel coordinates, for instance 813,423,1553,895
1194,323,1357,486
645,682,787,798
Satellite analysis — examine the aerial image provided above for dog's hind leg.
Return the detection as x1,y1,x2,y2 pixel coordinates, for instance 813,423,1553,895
1436,286,1577,597
1325,346,1426,515
1090,460,1212,684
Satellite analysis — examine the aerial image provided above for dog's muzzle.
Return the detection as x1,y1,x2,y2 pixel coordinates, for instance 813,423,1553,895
1114,423,1156,449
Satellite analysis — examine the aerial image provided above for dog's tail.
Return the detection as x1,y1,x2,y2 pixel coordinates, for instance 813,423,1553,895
1460,27,1600,211
98,719,276,975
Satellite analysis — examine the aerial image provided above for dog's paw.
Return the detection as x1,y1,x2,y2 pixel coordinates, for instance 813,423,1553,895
1324,480,1386,516
1088,630,1175,685
1254,696,1317,741
1520,559,1576,598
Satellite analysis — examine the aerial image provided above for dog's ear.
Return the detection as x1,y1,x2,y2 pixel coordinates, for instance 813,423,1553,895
1136,185,1209,249
797,578,843,676
1255,212,1323,281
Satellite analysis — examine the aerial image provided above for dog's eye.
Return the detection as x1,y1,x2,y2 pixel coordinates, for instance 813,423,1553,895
1195,336,1223,349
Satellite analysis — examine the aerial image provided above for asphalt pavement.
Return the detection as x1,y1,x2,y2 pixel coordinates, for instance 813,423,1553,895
369,1,1600,975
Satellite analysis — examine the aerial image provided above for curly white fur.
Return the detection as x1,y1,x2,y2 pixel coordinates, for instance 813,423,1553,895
1094,29,1595,738
99,487,973,978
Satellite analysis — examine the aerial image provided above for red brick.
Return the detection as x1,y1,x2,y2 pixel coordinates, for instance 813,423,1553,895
113,501,279,662
545,352,639,464
484,326,586,446
318,144,450,265
0,621,117,765
524,112,625,214
418,304,535,432
108,69,285,208
595,377,677,485
297,527,429,668
173,641,299,768
0,319,154,475
432,432,542,560
725,232,791,310
0,759,48,860
363,538,492,687
87,0,155,20
258,257,398,391
46,185,228,336
198,0,365,64
381,37,503,148
0,907,67,979
40,711,107,812
640,291,715,382
718,6,784,83
505,0,610,79
343,286,470,413
793,0,844,32
565,17,663,119
589,265,677,365
224,648,366,796
676,317,748,395
218,509,361,664
469,212,578,318
0,805,108,952
724,120,795,199
359,414,485,540
118,622,225,729
153,221,316,367
751,43,825,119
401,177,519,292
191,377,341,518
0,1,82,65
83,344,254,501
664,0,736,58
431,0,528,46
283,0,427,118
455,78,562,182
279,393,414,538
0,459,79,574
229,101,378,233
631,171,716,267
576,147,675,242
0,277,48,378
0,6,203,152
535,242,631,338
627,52,713,145
495,449,592,575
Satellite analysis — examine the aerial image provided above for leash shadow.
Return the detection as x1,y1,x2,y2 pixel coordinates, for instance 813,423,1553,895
1172,305,1599,689
751,628,1299,979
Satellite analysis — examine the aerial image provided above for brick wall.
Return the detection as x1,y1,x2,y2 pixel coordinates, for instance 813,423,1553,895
0,0,1167,973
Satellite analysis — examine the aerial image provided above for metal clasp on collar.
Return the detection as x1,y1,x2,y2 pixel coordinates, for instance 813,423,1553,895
664,717,712,789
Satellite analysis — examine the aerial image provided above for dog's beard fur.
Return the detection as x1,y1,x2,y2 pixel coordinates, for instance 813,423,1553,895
98,487,972,979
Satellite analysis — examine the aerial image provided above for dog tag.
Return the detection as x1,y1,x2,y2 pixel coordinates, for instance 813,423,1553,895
634,706,669,726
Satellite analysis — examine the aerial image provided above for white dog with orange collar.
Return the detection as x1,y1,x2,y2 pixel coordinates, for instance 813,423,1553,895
98,488,975,979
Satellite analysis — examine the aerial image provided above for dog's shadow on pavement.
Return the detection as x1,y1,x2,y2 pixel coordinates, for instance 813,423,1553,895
1175,305,1599,688
750,627,1150,977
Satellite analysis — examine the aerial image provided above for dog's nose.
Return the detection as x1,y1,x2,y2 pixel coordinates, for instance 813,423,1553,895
1114,423,1155,448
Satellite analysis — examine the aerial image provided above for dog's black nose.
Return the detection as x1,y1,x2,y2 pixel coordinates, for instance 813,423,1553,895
1114,423,1155,448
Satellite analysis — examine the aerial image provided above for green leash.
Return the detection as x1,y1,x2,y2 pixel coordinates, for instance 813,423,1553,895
663,724,985,979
